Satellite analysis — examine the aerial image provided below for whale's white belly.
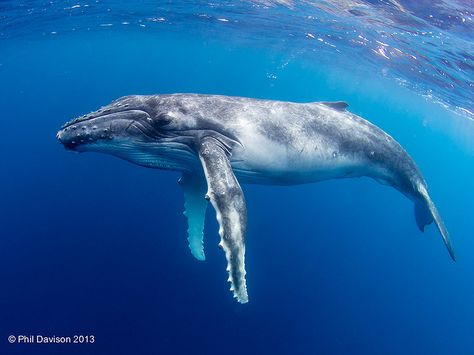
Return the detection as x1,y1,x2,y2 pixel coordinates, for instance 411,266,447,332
230,129,367,185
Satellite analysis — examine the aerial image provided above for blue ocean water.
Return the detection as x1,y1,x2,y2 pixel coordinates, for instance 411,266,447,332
1,1,474,354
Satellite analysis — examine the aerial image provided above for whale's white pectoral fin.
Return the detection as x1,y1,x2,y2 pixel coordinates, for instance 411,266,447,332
198,137,249,303
179,172,208,261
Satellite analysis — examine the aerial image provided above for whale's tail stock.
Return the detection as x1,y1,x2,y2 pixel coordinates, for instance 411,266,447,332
413,181,456,261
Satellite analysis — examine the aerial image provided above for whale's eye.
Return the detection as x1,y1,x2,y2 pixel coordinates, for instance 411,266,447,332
178,107,190,115
155,113,173,127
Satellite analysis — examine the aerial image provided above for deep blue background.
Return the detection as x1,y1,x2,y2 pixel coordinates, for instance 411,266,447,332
1,30,474,354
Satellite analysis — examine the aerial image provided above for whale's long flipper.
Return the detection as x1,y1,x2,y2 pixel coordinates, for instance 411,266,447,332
179,172,208,261
198,137,248,303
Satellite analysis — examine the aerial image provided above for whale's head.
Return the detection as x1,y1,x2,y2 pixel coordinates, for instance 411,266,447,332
57,95,199,170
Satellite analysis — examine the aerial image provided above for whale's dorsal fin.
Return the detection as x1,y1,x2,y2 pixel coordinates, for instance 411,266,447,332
179,172,208,261
198,136,249,303
321,101,349,111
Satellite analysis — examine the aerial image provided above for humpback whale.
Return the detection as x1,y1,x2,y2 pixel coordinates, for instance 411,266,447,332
57,94,454,303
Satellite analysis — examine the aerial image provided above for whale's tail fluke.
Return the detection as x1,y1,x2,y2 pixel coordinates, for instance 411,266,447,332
414,182,456,261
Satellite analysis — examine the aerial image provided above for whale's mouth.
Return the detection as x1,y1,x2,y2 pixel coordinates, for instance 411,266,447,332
60,109,150,129
57,109,151,150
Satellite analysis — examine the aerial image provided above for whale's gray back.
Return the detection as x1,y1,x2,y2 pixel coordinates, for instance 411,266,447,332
152,94,420,191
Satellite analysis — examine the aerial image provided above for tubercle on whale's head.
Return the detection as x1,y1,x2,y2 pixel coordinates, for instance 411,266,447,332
56,95,183,152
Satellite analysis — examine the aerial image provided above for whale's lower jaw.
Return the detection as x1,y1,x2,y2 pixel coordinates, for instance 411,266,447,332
79,140,199,172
